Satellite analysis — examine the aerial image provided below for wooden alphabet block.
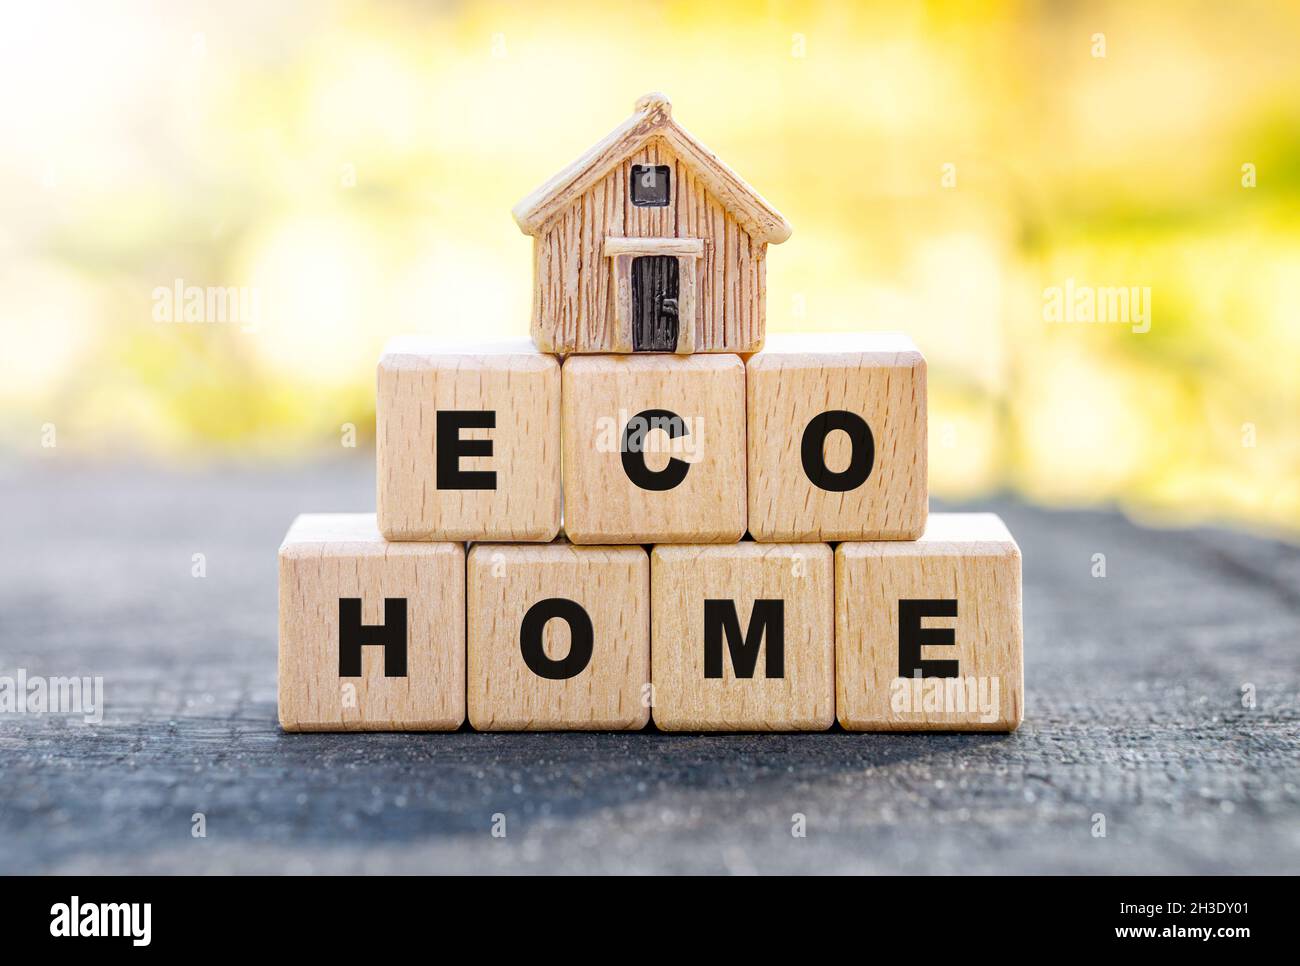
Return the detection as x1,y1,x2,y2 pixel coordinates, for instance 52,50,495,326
278,514,465,732
650,543,835,731
467,542,650,730
377,337,561,542
835,513,1023,732
561,353,746,544
746,332,927,542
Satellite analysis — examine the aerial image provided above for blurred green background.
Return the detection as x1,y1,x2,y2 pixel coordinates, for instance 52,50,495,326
2,0,1297,537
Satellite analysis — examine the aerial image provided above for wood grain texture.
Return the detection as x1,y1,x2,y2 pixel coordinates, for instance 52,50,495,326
467,542,650,731
376,337,561,542
561,353,747,544
278,513,465,732
747,332,927,542
604,237,703,256
521,94,781,355
836,513,1023,732
651,542,835,732
579,164,624,352
10,465,1300,874
531,206,583,353
513,93,790,243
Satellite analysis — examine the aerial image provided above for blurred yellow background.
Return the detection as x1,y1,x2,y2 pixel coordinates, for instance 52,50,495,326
2,0,1297,537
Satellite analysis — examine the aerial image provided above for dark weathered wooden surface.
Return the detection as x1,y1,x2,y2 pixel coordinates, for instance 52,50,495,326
1,459,1296,874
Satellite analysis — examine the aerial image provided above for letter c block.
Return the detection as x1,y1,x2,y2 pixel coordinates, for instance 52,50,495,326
561,354,746,544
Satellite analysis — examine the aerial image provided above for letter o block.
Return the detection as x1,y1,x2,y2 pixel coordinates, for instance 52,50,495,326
377,337,562,542
651,543,835,731
835,513,1023,732
747,333,927,541
561,354,746,544
278,514,465,732
467,542,650,730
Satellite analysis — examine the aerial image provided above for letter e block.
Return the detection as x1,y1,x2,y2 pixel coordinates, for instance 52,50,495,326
467,542,650,730
651,543,834,731
377,337,561,541
278,513,465,731
747,333,926,541
836,513,1022,732
562,354,746,544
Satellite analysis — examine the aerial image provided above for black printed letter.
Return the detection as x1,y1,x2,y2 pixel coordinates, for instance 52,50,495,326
898,598,958,678
704,599,785,678
437,410,496,490
800,410,874,491
520,598,594,680
621,408,690,491
338,597,408,677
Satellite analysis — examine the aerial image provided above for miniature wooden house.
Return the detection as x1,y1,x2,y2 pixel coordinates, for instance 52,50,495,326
513,93,791,355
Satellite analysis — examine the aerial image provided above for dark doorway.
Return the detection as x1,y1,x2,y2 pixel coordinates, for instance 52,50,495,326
631,255,679,351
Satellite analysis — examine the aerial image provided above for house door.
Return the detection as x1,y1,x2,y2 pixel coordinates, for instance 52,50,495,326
631,256,679,351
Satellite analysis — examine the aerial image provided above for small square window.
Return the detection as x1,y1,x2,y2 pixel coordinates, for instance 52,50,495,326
630,164,671,207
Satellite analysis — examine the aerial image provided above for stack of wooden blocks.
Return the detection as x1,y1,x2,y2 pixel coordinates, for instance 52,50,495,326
278,94,1023,734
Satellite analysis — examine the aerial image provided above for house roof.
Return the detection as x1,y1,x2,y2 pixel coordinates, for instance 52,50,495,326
512,93,792,245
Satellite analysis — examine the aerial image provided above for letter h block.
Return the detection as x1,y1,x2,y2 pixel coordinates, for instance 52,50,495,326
561,354,747,544
466,541,650,730
747,333,927,541
651,543,835,731
377,337,562,542
278,514,465,731
835,513,1023,732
